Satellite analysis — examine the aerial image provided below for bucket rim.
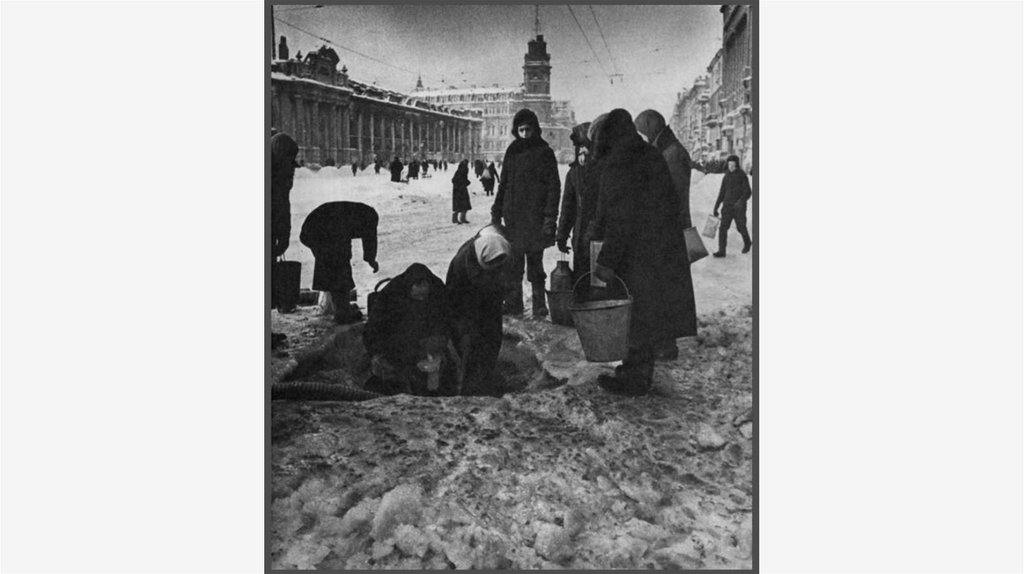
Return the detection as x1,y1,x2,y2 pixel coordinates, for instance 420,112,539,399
569,298,632,312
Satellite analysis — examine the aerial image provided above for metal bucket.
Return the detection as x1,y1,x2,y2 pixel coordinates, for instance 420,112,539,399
569,272,632,362
546,290,574,326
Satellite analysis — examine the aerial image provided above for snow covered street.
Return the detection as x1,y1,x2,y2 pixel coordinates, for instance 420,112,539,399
270,163,754,569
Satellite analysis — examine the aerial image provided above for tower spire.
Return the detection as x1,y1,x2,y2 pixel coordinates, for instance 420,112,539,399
534,5,540,36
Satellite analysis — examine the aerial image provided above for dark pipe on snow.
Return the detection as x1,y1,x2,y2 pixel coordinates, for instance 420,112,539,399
271,381,382,402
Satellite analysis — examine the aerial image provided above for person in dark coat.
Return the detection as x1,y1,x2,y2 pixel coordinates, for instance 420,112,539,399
473,159,485,179
445,225,513,395
363,263,457,396
635,110,693,228
389,156,404,182
351,161,359,176
635,109,698,361
420,159,429,177
451,159,472,224
374,158,382,175
712,154,753,256
480,162,498,196
590,109,697,396
299,201,380,323
271,131,300,320
555,122,596,283
490,108,561,317
408,159,420,180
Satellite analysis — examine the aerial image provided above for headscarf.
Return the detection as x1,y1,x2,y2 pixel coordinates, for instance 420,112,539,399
587,113,610,158
473,227,512,270
595,109,641,159
634,109,667,145
570,122,592,149
505,108,547,155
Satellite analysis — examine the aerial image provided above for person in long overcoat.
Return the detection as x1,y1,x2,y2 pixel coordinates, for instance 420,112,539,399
712,154,753,256
408,159,420,180
473,159,485,179
451,160,472,224
490,108,561,317
634,109,698,360
590,109,697,395
363,263,457,396
271,131,299,261
445,225,513,396
555,122,595,283
389,156,404,182
299,201,380,323
481,162,498,196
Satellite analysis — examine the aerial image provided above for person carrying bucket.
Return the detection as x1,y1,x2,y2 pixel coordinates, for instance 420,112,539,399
589,109,697,396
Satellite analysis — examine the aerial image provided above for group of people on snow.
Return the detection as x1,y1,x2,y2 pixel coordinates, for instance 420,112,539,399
270,103,752,398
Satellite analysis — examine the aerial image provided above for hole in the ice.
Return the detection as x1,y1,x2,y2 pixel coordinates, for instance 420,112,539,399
281,323,557,398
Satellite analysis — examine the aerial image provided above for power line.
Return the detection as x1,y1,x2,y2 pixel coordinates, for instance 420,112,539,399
587,5,620,76
564,5,609,79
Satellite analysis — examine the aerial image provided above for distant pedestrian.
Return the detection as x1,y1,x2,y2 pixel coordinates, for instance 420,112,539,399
712,154,753,257
451,159,472,224
490,108,561,318
445,224,513,395
473,159,485,179
271,130,300,344
351,162,359,176
480,161,498,196
389,156,404,183
299,201,380,324
374,158,382,175
589,109,695,396
409,158,420,180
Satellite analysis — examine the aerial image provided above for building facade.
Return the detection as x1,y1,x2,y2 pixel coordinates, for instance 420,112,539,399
412,34,576,163
671,4,754,170
270,44,483,166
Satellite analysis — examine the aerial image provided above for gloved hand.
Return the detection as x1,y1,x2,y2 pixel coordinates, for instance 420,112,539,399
368,260,380,273
557,238,570,254
712,209,720,218
594,262,616,284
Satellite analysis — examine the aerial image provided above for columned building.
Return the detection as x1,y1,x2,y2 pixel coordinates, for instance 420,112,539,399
270,44,483,166
412,34,576,163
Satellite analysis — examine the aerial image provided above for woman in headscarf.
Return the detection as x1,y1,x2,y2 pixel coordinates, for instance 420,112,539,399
445,224,513,395
589,109,697,396
555,121,595,283
451,159,472,224
363,263,457,396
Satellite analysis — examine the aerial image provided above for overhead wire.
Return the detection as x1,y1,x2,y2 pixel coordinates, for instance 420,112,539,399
564,5,609,79
587,5,620,78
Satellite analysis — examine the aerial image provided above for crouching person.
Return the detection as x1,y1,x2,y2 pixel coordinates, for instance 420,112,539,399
363,263,459,396
445,225,513,395
299,201,380,324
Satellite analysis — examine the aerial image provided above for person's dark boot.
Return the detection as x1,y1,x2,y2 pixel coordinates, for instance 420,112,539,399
742,241,752,254
452,212,459,224
459,211,470,224
531,282,549,318
713,251,726,258
597,370,652,396
334,303,364,324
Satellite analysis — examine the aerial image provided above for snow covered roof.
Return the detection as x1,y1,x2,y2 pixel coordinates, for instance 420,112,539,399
412,86,522,97
271,71,353,94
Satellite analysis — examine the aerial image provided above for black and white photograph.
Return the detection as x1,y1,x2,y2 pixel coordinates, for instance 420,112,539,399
268,3,754,570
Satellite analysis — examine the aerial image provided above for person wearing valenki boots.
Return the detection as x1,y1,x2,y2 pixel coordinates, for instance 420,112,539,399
712,155,753,257
452,159,472,224
589,109,694,396
491,108,561,318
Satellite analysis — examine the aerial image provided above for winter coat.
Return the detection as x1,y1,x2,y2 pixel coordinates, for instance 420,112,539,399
451,163,472,212
593,112,697,345
364,263,452,363
714,164,752,215
491,109,561,252
473,159,485,178
445,232,506,395
652,128,693,229
389,158,404,182
299,202,379,292
408,161,420,179
271,132,299,256
555,160,599,278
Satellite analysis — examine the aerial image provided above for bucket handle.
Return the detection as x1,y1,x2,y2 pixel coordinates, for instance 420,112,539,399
572,271,631,301
373,277,393,293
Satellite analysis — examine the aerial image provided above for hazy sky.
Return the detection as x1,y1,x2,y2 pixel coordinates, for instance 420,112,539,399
272,4,723,122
